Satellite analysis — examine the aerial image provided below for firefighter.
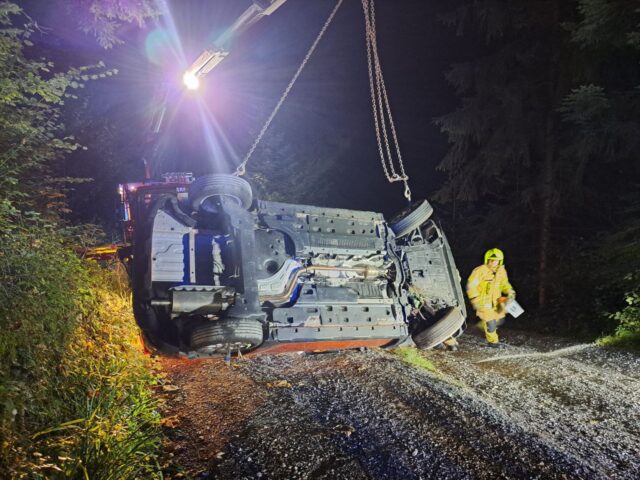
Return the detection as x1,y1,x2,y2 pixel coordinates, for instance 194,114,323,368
466,248,515,348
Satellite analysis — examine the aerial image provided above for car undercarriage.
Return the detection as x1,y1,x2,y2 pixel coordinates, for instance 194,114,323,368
124,174,466,357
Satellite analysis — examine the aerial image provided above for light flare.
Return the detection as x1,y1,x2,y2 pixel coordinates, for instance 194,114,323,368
183,71,200,90
195,97,240,171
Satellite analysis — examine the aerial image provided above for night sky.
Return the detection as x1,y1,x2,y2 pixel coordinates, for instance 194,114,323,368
22,0,464,219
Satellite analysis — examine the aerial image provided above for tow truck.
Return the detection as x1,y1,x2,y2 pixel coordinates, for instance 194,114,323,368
116,0,467,357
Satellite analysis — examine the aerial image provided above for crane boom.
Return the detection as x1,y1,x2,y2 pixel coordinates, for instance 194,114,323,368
184,0,288,83
145,0,289,178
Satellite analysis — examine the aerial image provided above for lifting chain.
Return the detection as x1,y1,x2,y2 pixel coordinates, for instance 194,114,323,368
234,0,344,177
235,0,412,203
361,0,412,201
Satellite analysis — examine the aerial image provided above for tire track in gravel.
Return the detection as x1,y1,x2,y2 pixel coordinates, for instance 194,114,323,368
427,331,640,479
159,331,640,480
207,351,598,479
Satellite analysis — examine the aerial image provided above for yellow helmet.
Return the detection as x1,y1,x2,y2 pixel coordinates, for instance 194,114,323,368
484,248,504,265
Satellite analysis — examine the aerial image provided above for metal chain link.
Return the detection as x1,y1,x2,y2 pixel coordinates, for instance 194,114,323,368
234,0,344,176
367,0,398,180
363,1,392,181
361,0,412,201
365,0,398,180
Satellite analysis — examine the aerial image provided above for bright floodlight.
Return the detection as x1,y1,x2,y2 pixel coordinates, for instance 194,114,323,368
183,71,200,90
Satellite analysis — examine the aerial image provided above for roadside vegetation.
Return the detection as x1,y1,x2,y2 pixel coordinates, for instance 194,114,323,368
569,221,640,350
0,3,162,478
0,236,163,478
598,272,640,351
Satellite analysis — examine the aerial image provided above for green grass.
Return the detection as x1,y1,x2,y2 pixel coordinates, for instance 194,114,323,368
597,331,640,352
390,347,436,372
597,281,640,352
0,231,163,479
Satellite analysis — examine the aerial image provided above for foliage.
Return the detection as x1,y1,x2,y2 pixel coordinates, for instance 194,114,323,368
0,230,162,479
572,0,640,51
0,3,163,477
58,223,109,251
0,233,86,425
433,2,575,294
433,0,640,338
540,210,640,334
598,273,640,350
0,2,114,232
69,0,160,49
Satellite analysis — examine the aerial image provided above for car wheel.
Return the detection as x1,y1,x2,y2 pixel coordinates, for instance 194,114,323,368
190,318,264,355
189,174,253,212
412,307,465,350
389,200,434,238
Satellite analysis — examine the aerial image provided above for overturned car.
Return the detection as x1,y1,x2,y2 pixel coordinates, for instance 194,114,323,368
121,173,466,357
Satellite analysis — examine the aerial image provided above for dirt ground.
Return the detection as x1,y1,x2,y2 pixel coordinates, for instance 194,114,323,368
156,327,640,479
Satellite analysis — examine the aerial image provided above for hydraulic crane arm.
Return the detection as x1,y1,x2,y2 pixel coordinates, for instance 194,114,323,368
228,0,288,37
144,0,289,177
183,0,288,87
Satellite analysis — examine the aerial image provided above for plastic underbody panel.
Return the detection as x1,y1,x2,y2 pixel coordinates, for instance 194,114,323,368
136,187,464,357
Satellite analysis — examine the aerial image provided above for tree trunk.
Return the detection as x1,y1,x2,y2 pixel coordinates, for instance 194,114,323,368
538,131,554,308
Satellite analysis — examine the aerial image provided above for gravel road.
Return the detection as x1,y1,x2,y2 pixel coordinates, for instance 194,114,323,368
158,328,640,479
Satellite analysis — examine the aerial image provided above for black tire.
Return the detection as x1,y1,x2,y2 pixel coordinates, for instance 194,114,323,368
190,319,264,354
189,174,252,212
139,329,180,356
452,322,466,338
389,200,434,238
412,307,466,350
385,335,416,349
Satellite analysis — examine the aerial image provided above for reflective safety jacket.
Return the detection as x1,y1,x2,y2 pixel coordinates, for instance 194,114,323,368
466,264,514,310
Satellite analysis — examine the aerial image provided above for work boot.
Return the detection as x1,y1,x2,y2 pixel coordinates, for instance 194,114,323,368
447,344,459,352
487,342,506,349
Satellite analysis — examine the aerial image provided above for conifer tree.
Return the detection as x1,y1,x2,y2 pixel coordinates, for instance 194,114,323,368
434,0,639,308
